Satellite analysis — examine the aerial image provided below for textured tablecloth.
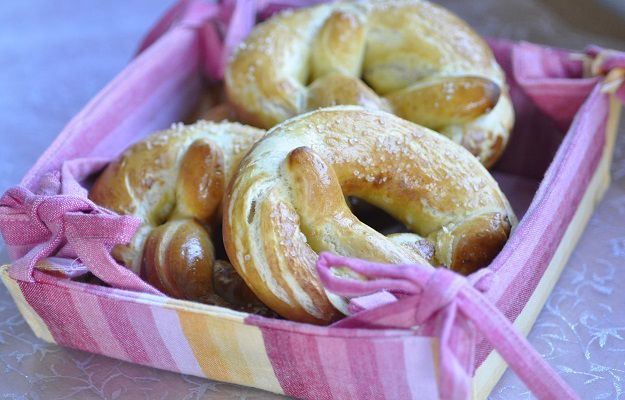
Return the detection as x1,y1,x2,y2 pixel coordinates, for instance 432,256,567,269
1,1,624,399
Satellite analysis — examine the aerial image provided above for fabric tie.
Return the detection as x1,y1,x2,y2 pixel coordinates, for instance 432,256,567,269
0,185,161,295
585,46,625,101
317,252,580,400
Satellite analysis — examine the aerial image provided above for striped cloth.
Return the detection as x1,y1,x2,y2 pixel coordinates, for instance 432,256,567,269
1,1,625,398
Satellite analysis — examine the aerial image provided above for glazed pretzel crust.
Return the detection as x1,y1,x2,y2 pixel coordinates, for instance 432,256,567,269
223,107,516,324
90,121,268,311
225,0,514,167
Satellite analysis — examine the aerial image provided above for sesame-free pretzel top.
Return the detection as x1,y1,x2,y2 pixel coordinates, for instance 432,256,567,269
223,107,516,324
225,0,514,167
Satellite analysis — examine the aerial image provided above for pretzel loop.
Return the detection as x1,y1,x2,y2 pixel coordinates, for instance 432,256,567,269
90,121,270,312
224,107,517,323
226,1,515,167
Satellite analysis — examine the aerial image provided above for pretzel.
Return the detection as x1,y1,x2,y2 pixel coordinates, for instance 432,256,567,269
225,0,514,167
185,84,239,124
223,107,516,324
90,121,270,312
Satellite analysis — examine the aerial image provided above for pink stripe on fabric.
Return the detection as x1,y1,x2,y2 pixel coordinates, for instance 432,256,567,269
403,338,439,399
501,97,605,303
218,0,256,79
485,85,608,313
68,289,128,361
124,303,179,371
136,0,189,53
97,296,151,365
150,306,205,377
490,39,584,180
511,42,599,129
19,272,184,372
474,50,615,365
76,28,201,161
90,60,202,161
136,0,218,54
16,273,206,376
17,281,100,353
287,333,335,400
344,338,386,400
261,327,333,399
371,339,413,399
248,314,433,400
317,337,358,399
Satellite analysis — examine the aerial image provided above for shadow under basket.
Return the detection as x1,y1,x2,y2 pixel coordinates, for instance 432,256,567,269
1,2,624,399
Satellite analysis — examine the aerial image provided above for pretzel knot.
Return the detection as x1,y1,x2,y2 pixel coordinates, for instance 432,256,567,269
223,107,516,324
225,0,515,167
90,121,270,311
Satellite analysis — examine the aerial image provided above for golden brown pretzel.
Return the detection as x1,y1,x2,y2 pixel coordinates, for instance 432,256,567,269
89,121,268,311
225,0,514,167
223,107,517,324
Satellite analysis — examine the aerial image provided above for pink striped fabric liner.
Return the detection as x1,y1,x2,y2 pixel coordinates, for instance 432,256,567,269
12,268,442,397
475,41,619,366
0,0,624,399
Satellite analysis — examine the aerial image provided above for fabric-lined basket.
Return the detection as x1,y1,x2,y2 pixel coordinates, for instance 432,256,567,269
1,1,625,399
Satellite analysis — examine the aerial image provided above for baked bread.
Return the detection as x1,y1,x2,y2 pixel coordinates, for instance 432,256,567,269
89,121,269,312
223,107,516,324
225,0,514,167
186,84,239,124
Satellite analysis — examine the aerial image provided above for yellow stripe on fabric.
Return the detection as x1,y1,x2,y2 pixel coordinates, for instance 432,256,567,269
233,322,283,393
176,305,282,393
0,265,55,344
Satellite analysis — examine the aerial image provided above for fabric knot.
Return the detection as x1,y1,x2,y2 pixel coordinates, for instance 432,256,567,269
28,194,96,241
317,252,579,400
466,267,494,292
415,268,465,324
0,186,104,248
584,46,625,98
0,185,158,295
586,46,625,76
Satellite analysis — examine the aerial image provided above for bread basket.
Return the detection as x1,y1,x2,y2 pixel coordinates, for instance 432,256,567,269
1,1,624,398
